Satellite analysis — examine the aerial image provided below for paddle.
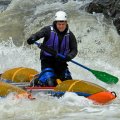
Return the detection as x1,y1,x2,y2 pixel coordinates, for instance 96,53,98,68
34,42,119,84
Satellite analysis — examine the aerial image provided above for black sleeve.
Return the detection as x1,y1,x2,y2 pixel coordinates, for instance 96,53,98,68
68,31,78,59
28,26,50,41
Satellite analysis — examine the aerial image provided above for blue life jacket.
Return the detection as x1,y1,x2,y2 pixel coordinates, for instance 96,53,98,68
43,26,70,56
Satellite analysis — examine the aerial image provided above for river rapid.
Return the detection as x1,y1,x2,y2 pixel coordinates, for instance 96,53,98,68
0,0,120,120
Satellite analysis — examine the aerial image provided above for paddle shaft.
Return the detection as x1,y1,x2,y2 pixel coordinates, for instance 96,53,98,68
34,42,118,84
34,42,91,71
57,53,91,71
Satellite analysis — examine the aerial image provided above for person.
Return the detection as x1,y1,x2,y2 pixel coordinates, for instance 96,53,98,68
27,11,78,86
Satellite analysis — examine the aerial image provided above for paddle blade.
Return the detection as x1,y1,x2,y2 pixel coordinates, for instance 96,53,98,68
91,70,119,84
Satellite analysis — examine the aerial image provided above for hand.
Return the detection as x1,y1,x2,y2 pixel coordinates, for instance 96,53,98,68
64,55,71,62
56,55,71,62
27,37,35,45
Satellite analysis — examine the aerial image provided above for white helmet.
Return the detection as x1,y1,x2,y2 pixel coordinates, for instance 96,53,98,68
55,11,67,21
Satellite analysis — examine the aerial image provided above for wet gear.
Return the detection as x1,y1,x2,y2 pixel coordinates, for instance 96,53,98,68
59,69,72,80
27,36,36,45
43,26,70,56
56,54,72,62
38,68,56,86
30,67,72,87
27,21,78,86
27,22,77,61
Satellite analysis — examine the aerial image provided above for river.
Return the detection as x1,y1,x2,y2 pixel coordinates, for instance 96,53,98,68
0,0,120,120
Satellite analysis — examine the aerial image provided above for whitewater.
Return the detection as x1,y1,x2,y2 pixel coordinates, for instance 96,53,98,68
0,0,120,120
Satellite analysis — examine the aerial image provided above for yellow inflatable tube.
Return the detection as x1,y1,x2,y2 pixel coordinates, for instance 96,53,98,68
0,81,34,99
1,67,39,82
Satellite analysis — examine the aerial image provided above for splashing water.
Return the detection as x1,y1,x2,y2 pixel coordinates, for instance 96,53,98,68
0,0,120,120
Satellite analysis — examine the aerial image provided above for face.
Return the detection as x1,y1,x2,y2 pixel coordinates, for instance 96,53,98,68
56,21,67,32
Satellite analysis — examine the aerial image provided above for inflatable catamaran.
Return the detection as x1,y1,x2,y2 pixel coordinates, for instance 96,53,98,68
25,80,116,104
0,67,117,104
0,42,118,104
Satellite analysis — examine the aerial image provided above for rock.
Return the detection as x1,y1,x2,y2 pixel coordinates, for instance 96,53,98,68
86,0,120,35
0,1,11,5
113,15,120,34
0,0,12,12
